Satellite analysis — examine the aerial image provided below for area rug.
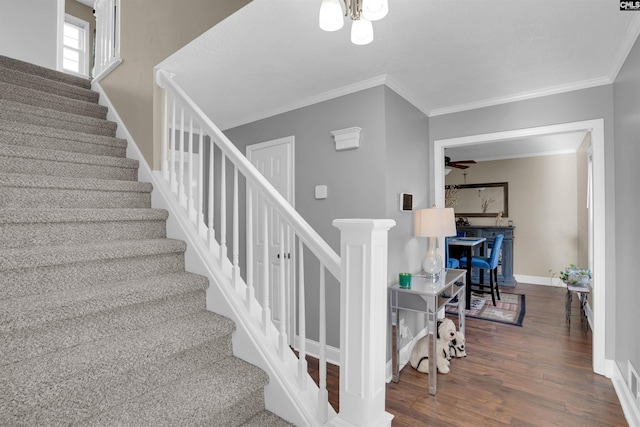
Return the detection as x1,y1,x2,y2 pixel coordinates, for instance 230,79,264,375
445,292,526,327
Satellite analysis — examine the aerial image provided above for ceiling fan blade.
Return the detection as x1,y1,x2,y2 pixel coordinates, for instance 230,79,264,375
451,160,476,164
451,164,470,169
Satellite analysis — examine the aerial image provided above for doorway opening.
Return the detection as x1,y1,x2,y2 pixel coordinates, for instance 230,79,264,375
433,119,606,375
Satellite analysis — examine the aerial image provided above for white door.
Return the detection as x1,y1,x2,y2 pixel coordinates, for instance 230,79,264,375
246,136,295,339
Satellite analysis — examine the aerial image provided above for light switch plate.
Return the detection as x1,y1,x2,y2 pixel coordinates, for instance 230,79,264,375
315,185,328,199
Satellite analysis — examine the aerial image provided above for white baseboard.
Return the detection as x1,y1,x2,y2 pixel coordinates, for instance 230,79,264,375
293,336,341,367
611,360,640,427
514,274,564,287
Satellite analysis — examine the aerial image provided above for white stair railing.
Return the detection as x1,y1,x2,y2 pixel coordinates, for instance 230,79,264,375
92,0,121,81
155,69,394,427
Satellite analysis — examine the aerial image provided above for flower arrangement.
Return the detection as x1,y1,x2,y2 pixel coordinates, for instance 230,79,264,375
558,264,591,286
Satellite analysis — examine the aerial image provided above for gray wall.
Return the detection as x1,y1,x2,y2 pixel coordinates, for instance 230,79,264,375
429,84,617,356
613,35,640,382
0,0,59,69
224,86,430,349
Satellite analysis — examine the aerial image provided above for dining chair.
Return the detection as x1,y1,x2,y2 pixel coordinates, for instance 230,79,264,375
445,236,460,269
459,234,504,306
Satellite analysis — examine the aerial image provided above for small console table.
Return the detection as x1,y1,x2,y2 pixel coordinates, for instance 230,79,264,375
389,269,466,395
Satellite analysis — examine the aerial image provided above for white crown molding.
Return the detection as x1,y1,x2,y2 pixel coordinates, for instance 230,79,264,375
221,74,388,130
607,13,640,81
429,76,612,117
384,75,431,117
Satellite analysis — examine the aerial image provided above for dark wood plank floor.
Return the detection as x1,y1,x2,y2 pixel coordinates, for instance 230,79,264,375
305,283,627,426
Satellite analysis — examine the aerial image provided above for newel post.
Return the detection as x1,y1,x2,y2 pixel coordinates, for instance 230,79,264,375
331,219,396,427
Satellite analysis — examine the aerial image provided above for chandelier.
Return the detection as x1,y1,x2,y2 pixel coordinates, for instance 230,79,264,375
319,0,389,45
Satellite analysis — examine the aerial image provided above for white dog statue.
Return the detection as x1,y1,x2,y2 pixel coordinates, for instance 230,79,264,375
410,318,457,374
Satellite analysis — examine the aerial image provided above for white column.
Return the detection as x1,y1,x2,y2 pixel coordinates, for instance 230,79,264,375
331,219,396,427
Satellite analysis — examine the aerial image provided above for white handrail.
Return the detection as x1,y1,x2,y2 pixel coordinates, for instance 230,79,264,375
156,69,340,277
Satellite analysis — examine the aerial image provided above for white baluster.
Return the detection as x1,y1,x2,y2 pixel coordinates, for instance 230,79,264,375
246,186,254,311
187,117,195,223
318,263,328,424
297,238,307,390
169,98,177,194
197,131,205,236
262,201,271,335
178,107,186,208
278,219,287,359
207,140,215,252
219,153,227,263
161,88,169,181
232,167,240,292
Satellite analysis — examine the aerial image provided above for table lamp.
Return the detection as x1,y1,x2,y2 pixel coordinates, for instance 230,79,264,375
414,207,457,281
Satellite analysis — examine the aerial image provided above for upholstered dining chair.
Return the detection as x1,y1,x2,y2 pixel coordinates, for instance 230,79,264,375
445,237,460,269
459,234,504,306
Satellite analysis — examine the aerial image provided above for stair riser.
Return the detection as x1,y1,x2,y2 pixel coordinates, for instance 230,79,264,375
0,297,220,366
0,220,167,249
0,82,107,120
0,156,138,181
0,253,185,299
0,129,127,158
0,108,116,137
0,187,151,209
1,339,235,427
0,67,99,103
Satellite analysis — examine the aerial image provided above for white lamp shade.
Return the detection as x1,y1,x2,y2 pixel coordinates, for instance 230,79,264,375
362,0,389,21
414,207,457,237
319,0,344,32
351,18,373,45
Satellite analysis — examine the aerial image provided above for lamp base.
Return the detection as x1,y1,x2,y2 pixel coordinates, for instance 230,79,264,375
422,237,443,282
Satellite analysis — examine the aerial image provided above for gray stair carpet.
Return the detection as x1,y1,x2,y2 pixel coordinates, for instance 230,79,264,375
0,55,292,427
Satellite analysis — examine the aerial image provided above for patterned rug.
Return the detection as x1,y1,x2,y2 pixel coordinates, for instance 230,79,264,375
445,292,526,326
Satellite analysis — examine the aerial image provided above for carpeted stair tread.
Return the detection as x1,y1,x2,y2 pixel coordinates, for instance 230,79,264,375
0,143,138,181
1,249,186,300
0,208,169,248
0,118,127,158
0,311,239,426
0,270,208,332
0,207,168,224
0,172,152,192
0,238,186,272
243,411,295,426
83,357,269,427
0,98,116,137
0,54,91,89
0,80,107,119
0,285,217,365
0,66,99,103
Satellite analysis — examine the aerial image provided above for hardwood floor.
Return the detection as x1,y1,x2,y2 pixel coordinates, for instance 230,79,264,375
306,283,627,426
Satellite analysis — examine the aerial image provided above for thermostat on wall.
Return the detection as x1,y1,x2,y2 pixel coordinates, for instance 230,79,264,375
400,193,413,211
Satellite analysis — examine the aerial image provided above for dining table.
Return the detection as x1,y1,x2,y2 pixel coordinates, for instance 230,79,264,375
447,236,486,307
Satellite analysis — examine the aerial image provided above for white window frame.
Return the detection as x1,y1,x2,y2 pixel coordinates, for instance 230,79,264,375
62,14,90,77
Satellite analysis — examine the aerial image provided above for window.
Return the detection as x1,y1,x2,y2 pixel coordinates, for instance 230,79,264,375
62,15,89,77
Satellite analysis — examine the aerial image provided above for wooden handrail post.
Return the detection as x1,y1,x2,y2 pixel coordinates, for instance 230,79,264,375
332,219,396,427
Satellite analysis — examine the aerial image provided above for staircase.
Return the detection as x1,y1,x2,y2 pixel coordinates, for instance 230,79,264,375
0,55,292,426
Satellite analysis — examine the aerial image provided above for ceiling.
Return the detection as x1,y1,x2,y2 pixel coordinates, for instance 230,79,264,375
158,0,640,160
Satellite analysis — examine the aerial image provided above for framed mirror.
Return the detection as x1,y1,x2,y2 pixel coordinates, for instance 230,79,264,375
445,182,508,217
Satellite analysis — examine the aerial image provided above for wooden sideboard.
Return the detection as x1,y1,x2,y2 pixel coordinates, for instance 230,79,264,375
456,226,517,287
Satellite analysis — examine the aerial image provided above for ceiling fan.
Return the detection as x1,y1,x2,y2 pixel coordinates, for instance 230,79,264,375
445,156,476,170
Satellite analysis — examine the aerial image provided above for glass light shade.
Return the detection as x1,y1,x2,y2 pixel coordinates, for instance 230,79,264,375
422,237,443,280
319,0,344,32
362,0,389,21
351,18,373,45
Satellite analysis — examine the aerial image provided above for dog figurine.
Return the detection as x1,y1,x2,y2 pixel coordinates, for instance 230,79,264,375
448,330,467,358
409,318,457,374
